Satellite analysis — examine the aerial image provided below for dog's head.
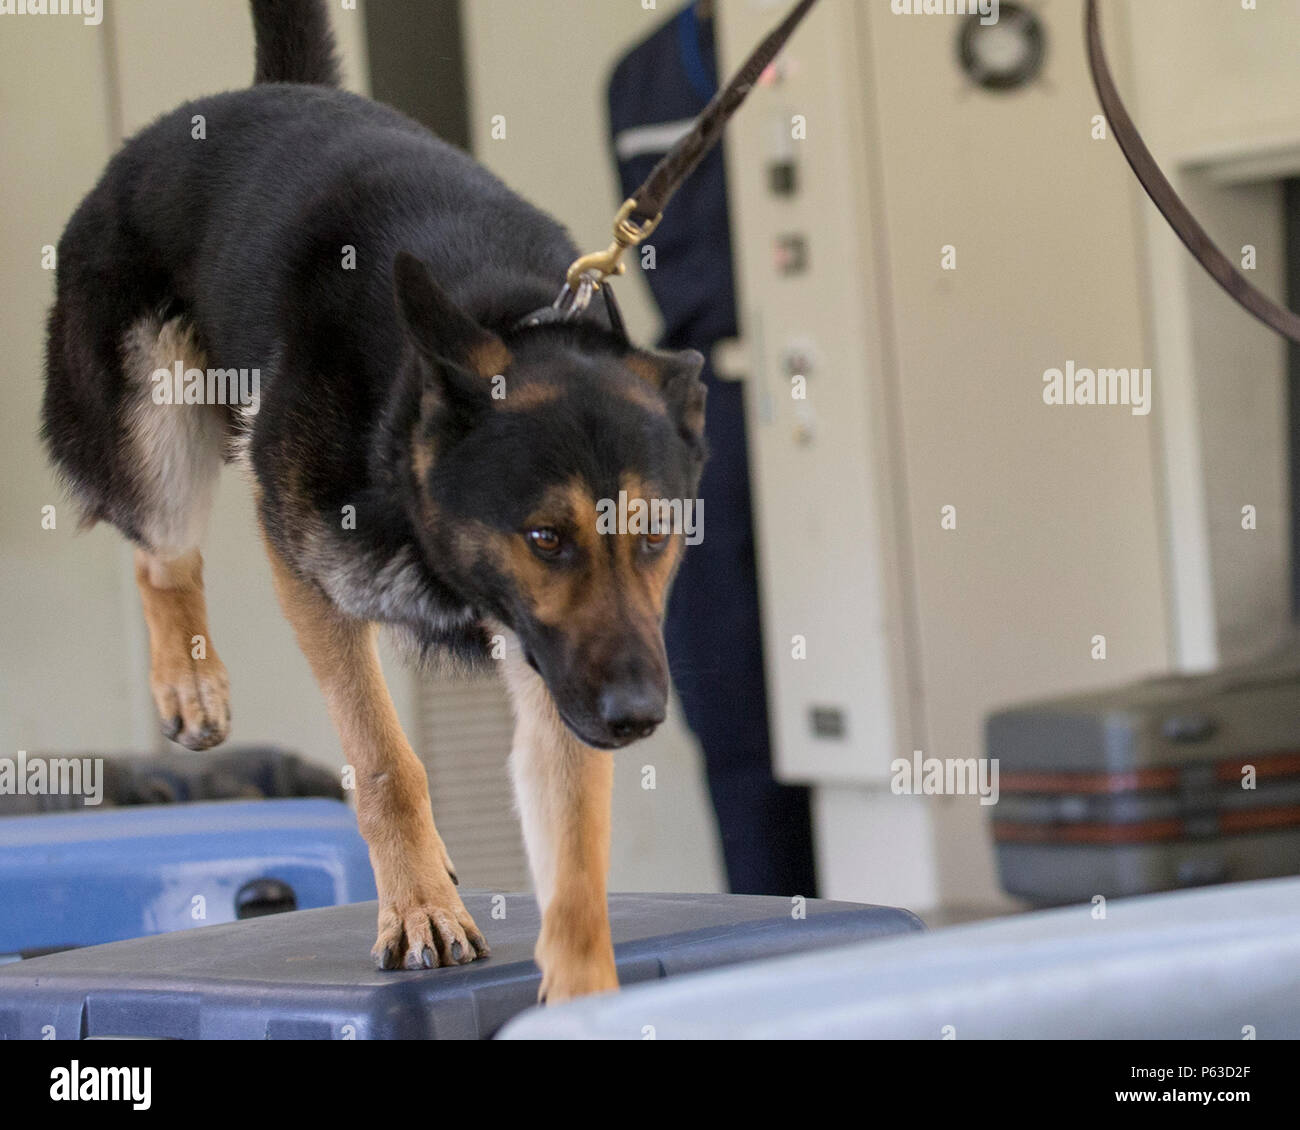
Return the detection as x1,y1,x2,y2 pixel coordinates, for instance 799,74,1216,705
394,252,706,750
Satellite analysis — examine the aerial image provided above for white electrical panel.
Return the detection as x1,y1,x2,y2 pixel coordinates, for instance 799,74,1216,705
718,0,1171,798
718,0,915,786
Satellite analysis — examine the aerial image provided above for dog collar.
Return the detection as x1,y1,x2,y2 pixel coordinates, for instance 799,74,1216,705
511,275,630,344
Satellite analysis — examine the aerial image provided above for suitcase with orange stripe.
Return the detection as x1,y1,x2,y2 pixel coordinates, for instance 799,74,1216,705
987,649,1300,905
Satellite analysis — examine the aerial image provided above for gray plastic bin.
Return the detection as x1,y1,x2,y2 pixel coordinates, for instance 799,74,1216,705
499,877,1300,1039
0,891,921,1039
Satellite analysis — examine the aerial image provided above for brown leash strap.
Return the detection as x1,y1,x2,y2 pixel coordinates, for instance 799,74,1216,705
1086,0,1300,343
561,0,820,294
631,0,819,226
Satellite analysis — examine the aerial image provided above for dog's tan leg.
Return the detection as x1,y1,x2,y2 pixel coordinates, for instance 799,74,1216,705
502,646,618,1003
124,314,230,751
264,539,488,970
135,547,230,751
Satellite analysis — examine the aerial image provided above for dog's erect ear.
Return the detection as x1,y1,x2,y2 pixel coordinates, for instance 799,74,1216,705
626,348,708,446
393,251,512,387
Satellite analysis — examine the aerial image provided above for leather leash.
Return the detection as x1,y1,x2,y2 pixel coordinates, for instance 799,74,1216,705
516,0,821,334
1086,0,1300,343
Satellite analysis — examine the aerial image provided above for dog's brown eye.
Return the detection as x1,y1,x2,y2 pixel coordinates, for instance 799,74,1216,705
528,527,563,557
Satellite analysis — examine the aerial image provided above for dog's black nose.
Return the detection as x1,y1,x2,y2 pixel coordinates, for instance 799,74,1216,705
598,684,665,742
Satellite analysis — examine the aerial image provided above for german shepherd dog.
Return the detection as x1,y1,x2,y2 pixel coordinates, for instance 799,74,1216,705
42,0,705,1002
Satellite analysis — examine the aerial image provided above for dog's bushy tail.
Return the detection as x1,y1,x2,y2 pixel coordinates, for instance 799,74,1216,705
251,0,342,87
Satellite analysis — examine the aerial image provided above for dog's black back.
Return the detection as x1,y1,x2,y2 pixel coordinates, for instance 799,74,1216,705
47,85,587,504
43,0,706,745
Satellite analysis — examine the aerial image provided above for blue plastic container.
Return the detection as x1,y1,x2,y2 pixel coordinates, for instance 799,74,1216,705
0,798,376,957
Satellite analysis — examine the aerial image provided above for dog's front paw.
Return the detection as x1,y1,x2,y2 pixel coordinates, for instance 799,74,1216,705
533,898,619,1004
535,922,619,1004
537,951,619,1005
372,885,490,971
151,652,230,751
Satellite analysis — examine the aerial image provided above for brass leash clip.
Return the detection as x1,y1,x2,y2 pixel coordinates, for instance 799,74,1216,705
564,198,663,292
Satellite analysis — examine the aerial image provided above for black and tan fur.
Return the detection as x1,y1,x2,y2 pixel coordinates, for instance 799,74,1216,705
42,0,706,1002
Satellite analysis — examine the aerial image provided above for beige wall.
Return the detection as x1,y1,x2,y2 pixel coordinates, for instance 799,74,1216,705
0,14,127,752
1124,0,1296,667
870,0,1171,907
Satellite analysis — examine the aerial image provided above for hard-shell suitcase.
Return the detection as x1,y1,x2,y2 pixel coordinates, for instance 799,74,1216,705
987,648,1300,905
0,798,376,957
0,892,923,1039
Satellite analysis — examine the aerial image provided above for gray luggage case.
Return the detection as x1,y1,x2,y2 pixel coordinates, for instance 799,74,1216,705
987,645,1300,905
